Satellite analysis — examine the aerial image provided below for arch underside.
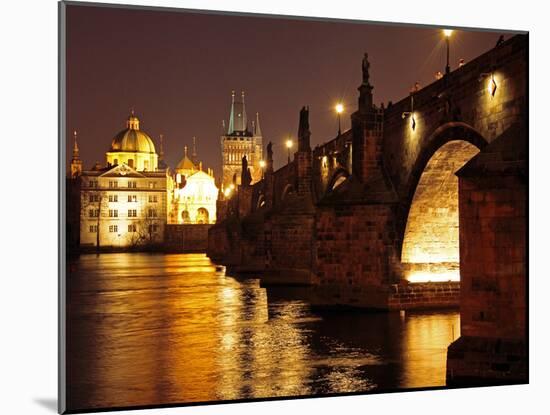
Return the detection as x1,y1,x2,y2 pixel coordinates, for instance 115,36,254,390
401,140,480,283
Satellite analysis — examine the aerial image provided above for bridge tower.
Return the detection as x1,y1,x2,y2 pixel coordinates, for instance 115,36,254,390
221,91,263,188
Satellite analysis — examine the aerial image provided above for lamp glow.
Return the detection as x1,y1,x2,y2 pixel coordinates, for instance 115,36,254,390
259,160,266,169
443,29,453,37
488,75,497,97
286,139,293,149
335,103,344,114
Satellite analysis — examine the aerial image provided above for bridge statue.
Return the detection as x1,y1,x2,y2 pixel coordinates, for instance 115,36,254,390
362,52,371,85
267,141,273,163
241,155,252,186
298,106,311,151
266,141,273,171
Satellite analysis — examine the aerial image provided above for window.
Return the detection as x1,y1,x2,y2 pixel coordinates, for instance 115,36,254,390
108,181,118,188
88,180,98,188
148,195,158,203
89,225,98,233
148,208,157,218
88,194,100,203
109,225,118,233
128,194,137,202
128,159,134,168
108,194,118,202
144,160,149,170
88,209,99,218
128,224,136,233
148,224,159,233
128,209,137,217
128,181,137,188
109,209,118,217
113,159,118,165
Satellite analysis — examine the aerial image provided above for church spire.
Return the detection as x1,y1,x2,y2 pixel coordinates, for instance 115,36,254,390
227,90,249,134
228,91,235,134
192,136,197,161
72,130,80,159
70,130,82,178
159,134,164,160
255,112,262,136
241,90,248,131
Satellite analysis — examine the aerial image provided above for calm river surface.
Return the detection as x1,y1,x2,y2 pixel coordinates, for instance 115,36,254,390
67,253,459,411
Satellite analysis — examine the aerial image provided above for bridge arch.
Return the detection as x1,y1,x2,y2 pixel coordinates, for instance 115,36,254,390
256,194,266,209
327,168,350,192
399,123,488,283
282,183,296,201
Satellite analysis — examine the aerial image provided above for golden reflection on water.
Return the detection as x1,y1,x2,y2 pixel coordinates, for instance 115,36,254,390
67,253,459,411
401,311,460,388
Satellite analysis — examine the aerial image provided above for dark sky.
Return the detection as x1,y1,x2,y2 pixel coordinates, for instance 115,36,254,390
66,4,509,174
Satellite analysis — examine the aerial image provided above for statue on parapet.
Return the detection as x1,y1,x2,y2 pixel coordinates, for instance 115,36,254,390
241,155,252,186
298,106,311,151
362,53,371,85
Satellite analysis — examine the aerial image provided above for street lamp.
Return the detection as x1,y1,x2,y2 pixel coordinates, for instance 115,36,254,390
443,29,453,75
259,159,266,178
335,103,344,135
286,138,293,163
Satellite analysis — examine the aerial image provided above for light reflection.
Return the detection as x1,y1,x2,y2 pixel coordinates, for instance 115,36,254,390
67,252,462,410
401,312,460,388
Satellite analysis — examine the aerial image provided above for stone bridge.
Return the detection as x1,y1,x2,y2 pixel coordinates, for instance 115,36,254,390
209,34,527,384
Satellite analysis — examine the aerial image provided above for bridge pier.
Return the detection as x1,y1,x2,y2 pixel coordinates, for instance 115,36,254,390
446,122,527,386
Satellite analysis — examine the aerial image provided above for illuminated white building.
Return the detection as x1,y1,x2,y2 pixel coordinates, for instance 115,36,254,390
77,112,172,249
171,145,218,224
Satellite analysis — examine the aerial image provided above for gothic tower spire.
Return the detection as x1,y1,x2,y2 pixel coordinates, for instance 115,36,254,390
228,91,235,134
192,136,197,161
241,90,248,132
70,130,82,178
255,112,262,136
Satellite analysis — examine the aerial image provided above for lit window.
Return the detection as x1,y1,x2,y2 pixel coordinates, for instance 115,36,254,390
88,209,99,218
148,195,158,203
128,181,136,188
109,209,118,217
128,209,137,217
128,224,136,232
148,209,157,218
109,225,118,233
108,194,118,202
89,225,97,233
108,181,118,188
128,194,137,202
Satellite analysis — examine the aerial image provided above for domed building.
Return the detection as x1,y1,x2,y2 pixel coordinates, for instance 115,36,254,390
77,112,173,250
106,111,159,171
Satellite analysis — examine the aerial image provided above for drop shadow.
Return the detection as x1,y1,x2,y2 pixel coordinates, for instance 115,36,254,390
34,398,57,413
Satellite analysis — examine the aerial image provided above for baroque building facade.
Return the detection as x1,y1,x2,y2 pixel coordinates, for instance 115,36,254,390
71,111,218,250
221,91,263,189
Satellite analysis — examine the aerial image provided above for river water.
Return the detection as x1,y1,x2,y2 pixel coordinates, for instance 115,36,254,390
66,253,459,411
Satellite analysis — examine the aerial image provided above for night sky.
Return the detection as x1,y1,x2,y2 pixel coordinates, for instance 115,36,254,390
66,4,511,175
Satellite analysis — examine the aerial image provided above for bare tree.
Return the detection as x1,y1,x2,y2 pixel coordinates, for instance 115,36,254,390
80,187,107,253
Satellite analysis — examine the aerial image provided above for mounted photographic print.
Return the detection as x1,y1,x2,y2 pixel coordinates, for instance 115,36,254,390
59,1,528,413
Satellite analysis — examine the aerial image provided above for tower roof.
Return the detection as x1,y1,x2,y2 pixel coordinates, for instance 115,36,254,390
110,112,156,154
254,112,262,136
175,145,197,171
227,90,249,135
